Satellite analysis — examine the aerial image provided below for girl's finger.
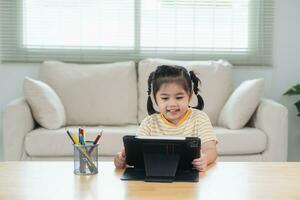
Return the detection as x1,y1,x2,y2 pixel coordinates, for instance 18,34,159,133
120,157,125,162
121,149,126,157
116,160,125,166
193,160,204,166
118,152,125,159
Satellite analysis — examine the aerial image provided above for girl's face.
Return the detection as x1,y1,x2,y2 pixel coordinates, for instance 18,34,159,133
155,82,191,124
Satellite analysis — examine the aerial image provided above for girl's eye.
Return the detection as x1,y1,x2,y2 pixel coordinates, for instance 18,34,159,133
176,97,184,100
161,97,168,100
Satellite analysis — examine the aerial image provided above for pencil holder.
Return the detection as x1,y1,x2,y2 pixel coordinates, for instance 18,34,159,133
73,141,98,175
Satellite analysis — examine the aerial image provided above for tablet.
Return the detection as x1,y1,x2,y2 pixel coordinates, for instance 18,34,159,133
121,135,201,182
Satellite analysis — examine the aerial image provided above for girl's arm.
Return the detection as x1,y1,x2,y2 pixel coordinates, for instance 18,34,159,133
201,140,217,165
192,140,217,171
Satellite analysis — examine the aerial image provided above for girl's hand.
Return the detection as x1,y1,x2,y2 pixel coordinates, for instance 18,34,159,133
114,149,126,169
192,154,208,172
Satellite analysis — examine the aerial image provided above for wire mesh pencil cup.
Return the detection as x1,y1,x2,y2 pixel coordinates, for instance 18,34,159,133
73,141,98,175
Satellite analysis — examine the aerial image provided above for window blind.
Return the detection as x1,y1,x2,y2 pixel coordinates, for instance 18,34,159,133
0,0,274,65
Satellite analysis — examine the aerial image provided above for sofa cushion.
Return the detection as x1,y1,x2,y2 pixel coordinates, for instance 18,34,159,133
25,126,138,157
218,79,264,129
138,59,233,125
24,126,266,157
215,127,267,155
23,77,66,129
40,61,138,125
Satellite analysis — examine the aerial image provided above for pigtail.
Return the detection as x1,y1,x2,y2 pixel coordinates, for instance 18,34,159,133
189,71,204,110
147,72,157,115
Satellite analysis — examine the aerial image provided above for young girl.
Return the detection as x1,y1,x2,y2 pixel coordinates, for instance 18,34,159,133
114,65,218,171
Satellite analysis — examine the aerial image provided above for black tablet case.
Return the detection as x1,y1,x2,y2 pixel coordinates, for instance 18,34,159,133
121,136,201,182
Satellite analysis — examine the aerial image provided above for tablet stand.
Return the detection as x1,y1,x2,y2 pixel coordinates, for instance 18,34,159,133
143,153,180,182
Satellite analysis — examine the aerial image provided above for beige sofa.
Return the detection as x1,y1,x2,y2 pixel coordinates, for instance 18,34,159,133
2,59,288,161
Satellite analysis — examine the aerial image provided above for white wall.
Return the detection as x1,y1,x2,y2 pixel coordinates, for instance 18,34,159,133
271,0,300,161
0,0,300,161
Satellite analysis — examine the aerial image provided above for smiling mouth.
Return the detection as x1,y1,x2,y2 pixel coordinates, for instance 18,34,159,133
167,109,180,113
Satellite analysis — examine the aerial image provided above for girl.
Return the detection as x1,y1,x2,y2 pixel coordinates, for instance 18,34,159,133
114,65,218,171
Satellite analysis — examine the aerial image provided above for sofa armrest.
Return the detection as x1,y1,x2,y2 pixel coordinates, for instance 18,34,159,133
250,98,288,161
2,98,35,160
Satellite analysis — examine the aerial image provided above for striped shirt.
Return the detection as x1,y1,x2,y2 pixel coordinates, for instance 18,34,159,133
138,108,217,144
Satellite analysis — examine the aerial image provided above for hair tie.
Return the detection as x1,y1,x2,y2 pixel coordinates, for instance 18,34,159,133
189,71,199,95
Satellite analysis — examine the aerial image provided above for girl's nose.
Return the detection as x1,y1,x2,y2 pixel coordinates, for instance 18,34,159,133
168,98,177,106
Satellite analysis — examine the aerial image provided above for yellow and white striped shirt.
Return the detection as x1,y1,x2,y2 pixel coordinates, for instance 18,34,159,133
138,108,217,144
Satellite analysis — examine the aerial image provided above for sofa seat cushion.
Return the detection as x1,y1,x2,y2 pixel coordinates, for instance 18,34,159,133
40,61,138,126
25,126,266,157
215,127,267,155
25,126,138,157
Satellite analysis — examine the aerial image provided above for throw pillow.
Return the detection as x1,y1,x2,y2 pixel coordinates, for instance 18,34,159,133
217,79,264,129
23,77,66,129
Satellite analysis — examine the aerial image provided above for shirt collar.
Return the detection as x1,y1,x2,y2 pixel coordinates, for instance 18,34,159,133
160,108,192,127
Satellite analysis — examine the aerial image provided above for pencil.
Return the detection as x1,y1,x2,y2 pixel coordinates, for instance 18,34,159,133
66,130,75,144
93,133,101,145
82,128,86,143
88,131,103,154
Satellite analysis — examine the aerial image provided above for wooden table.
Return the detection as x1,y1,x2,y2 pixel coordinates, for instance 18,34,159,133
0,161,299,200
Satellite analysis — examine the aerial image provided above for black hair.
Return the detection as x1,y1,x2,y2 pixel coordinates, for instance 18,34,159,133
147,65,204,115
